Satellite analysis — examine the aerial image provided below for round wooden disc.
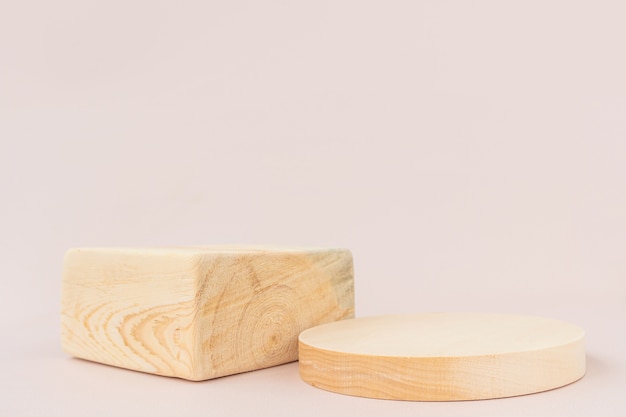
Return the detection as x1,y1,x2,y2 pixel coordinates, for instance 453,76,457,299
298,313,585,401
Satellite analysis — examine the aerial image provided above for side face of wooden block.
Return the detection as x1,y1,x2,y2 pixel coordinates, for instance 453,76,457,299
61,247,354,381
194,249,354,380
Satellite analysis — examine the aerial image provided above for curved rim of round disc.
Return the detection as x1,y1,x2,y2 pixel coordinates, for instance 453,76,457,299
298,312,585,401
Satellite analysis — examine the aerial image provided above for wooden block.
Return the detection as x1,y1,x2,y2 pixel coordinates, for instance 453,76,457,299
299,313,585,401
61,246,354,380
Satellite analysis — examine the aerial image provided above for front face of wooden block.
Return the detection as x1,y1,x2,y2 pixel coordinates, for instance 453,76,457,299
61,247,354,381
61,249,200,379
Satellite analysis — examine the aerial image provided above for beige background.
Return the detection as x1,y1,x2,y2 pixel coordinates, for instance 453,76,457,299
1,0,624,415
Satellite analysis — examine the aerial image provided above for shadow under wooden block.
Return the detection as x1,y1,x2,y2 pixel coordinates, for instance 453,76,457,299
61,246,354,381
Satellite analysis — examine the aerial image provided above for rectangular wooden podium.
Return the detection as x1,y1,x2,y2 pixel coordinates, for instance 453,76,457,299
61,246,354,380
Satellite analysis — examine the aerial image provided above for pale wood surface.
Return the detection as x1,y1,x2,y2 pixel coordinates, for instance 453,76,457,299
61,246,354,380
299,313,585,401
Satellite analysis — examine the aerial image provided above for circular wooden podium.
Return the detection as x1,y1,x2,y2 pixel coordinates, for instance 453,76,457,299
299,313,585,401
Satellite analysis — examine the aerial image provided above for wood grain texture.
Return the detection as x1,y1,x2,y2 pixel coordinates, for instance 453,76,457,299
61,246,353,380
299,313,585,401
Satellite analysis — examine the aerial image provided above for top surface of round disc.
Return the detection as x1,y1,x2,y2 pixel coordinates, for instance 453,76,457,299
299,312,584,357
298,313,585,401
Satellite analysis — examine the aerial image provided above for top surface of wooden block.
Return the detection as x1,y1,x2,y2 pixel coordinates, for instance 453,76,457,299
71,245,343,253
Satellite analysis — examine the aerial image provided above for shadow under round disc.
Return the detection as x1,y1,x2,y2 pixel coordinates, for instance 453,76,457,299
298,312,585,401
